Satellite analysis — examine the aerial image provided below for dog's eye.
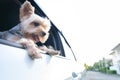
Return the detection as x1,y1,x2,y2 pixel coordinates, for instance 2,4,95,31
32,22,40,27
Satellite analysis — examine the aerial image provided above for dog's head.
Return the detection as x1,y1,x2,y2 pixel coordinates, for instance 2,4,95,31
19,1,51,43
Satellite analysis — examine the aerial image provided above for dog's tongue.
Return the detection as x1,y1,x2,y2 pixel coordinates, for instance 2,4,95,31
32,34,40,43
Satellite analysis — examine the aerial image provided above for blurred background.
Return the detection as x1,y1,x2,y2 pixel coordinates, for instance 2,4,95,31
37,0,120,66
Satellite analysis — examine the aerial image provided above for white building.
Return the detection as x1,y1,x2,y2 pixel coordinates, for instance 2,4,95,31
110,44,120,74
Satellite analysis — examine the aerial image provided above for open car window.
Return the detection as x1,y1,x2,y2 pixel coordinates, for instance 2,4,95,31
0,0,65,56
0,0,76,61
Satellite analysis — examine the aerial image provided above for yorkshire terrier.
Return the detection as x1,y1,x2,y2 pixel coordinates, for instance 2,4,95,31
0,1,60,59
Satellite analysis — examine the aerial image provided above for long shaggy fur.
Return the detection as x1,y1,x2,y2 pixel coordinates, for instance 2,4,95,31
0,1,60,60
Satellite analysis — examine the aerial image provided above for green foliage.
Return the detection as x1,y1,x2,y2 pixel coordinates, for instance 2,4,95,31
93,62,99,68
99,67,106,73
84,58,116,74
84,63,89,70
107,70,117,74
84,63,93,71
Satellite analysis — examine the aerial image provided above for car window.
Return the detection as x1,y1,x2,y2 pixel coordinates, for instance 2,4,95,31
59,33,76,61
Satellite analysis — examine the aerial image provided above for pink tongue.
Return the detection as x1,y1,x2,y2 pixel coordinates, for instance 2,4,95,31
33,35,40,42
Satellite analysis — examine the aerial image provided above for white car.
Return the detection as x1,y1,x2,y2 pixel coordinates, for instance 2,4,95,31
0,0,83,80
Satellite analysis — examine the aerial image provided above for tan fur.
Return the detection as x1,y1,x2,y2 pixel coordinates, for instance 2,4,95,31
0,1,60,60
20,1,35,21
19,1,50,43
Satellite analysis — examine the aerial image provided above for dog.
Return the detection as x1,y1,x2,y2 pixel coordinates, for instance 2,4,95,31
0,1,60,59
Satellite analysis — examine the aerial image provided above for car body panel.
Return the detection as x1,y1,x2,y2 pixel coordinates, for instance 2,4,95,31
0,0,83,80
0,43,81,80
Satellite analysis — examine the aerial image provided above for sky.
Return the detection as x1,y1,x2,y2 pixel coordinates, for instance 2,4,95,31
37,0,120,65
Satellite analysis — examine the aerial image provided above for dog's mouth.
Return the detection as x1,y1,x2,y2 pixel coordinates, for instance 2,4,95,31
32,34,40,43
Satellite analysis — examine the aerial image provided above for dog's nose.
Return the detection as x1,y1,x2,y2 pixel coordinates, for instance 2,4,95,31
41,32,46,36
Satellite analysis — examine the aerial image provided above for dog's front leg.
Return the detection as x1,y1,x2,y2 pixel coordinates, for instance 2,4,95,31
17,38,42,59
39,45,60,56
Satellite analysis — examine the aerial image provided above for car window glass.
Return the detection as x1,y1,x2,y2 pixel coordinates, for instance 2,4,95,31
59,34,75,60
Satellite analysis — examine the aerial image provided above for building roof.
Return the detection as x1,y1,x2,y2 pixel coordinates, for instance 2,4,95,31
112,43,120,51
109,51,115,55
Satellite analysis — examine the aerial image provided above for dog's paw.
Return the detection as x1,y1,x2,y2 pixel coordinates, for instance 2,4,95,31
20,39,42,60
39,45,60,56
27,46,42,60
48,50,61,56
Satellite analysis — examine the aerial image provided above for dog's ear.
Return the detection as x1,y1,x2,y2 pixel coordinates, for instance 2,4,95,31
20,1,35,21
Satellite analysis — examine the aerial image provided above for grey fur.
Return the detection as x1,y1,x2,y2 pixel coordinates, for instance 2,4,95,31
0,24,22,40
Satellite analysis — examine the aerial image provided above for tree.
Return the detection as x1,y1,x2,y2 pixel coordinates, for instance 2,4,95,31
84,63,93,71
